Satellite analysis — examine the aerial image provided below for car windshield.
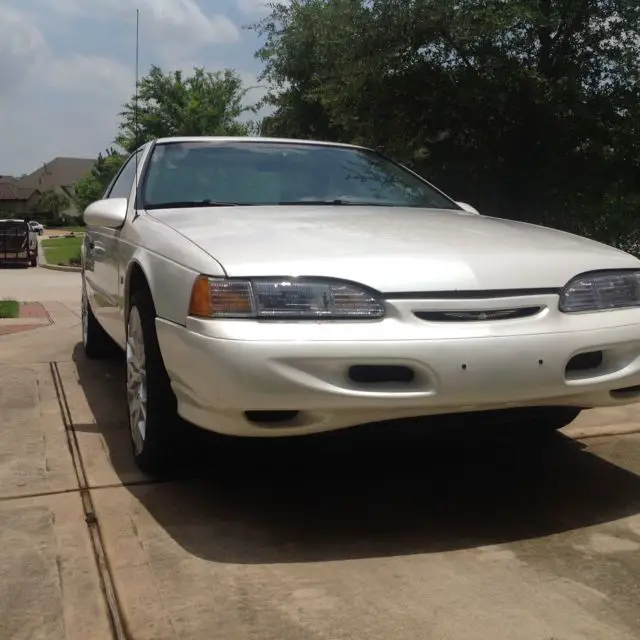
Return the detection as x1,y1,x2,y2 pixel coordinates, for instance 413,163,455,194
141,141,459,210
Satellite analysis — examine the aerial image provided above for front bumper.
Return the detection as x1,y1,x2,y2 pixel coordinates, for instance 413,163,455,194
156,302,640,436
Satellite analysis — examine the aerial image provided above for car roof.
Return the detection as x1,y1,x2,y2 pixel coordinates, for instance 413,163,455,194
152,136,368,151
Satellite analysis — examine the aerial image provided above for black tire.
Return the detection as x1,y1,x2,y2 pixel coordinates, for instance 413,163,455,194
82,283,117,359
127,287,179,475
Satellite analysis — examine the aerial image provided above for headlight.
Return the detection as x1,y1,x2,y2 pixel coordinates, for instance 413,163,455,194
189,276,385,319
559,270,640,313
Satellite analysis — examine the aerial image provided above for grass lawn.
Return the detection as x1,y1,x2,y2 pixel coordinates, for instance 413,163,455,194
0,300,20,319
41,235,82,266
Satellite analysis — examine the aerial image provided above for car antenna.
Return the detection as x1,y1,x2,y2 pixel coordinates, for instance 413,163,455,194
133,8,141,219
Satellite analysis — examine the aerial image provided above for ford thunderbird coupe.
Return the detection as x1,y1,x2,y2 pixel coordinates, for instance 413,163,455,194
81,137,640,473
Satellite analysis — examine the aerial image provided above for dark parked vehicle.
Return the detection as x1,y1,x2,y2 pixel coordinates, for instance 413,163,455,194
0,219,38,267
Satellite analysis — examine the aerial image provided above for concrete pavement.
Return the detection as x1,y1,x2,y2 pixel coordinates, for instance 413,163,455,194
1,266,640,639
0,265,80,303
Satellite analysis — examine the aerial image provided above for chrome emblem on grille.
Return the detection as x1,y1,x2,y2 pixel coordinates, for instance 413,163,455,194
414,305,542,323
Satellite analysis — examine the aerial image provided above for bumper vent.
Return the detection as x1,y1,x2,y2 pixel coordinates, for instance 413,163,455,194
566,350,603,373
348,365,415,384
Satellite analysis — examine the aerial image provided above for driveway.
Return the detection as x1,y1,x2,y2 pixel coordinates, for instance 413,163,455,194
0,264,80,303
1,268,640,640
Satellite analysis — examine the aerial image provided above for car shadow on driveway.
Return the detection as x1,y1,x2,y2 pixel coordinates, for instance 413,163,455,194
72,343,640,565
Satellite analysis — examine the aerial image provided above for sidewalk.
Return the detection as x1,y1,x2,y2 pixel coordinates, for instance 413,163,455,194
0,301,112,640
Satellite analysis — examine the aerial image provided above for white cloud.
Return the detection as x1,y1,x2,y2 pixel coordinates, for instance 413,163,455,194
45,55,133,97
0,6,133,174
0,1,265,175
35,0,240,46
0,6,47,92
236,0,271,16
237,70,268,109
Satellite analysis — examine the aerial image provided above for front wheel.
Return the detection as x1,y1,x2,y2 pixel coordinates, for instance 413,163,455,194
127,288,179,475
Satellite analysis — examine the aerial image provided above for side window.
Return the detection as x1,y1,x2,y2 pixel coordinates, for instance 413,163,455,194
106,151,142,200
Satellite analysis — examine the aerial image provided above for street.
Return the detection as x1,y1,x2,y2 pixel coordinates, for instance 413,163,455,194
1,267,640,639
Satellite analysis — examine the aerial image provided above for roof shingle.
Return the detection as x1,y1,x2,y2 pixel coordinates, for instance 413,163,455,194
0,184,39,201
16,157,95,190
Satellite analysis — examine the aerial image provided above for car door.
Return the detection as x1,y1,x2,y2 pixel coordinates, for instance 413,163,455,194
85,149,143,345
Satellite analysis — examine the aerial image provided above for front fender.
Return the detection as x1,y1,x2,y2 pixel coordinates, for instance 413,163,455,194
124,251,202,327
121,212,226,326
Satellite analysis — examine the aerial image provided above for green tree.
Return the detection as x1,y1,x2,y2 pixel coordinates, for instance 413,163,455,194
32,189,71,224
254,0,640,249
116,66,258,152
73,148,126,213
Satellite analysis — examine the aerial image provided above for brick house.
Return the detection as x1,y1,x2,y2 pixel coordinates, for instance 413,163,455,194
5,157,96,221
0,179,41,217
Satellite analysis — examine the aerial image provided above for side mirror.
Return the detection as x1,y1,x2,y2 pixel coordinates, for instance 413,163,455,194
456,201,480,215
83,198,127,228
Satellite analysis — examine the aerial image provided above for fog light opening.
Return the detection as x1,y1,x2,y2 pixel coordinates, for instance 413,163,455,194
348,365,415,384
566,350,603,374
244,410,299,425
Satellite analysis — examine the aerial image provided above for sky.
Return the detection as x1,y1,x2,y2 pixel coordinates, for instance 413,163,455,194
0,0,271,176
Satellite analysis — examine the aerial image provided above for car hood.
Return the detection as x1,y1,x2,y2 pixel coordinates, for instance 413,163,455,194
149,205,640,292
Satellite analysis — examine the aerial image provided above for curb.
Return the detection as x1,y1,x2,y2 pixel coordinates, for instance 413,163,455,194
45,233,85,239
39,262,82,273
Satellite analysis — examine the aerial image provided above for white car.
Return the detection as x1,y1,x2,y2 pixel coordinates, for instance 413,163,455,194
28,221,44,235
81,136,640,474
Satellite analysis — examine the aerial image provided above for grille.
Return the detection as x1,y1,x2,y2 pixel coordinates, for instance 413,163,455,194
415,306,542,322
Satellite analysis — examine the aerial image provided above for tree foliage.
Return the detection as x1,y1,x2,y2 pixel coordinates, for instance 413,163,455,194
117,66,258,152
74,66,258,210
74,148,126,213
32,188,71,222
254,0,640,249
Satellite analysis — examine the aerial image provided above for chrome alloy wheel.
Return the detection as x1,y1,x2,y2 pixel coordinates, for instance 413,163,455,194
126,307,147,455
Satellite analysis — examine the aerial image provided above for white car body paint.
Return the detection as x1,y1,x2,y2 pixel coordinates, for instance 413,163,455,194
83,136,640,438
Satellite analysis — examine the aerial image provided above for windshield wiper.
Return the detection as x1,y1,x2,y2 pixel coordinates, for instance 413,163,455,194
277,199,406,206
144,199,241,210
277,199,362,206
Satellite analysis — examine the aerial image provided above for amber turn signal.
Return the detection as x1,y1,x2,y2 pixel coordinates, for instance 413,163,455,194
188,275,214,317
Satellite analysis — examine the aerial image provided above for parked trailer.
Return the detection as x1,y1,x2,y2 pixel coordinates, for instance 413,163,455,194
0,219,38,267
